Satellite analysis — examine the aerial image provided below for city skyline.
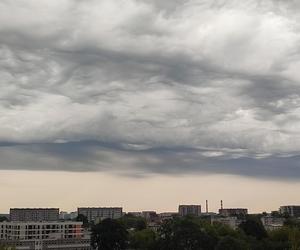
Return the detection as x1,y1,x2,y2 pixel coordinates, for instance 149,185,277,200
1,0,300,214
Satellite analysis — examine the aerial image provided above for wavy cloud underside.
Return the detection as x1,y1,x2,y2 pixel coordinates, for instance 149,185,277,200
1,0,300,178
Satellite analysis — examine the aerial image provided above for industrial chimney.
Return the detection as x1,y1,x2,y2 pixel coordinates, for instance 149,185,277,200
206,200,208,213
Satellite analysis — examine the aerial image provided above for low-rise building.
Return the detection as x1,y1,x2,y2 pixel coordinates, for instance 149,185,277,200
77,207,122,223
261,215,285,231
158,212,178,221
219,208,248,217
178,205,201,217
142,211,159,222
211,216,241,230
147,222,161,232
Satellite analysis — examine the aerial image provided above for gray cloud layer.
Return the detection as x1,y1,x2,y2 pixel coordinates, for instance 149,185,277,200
1,0,300,178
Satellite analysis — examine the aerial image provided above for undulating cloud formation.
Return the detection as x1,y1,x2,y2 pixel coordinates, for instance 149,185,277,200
1,0,300,178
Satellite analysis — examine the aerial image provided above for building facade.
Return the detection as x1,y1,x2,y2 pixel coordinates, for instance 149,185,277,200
0,221,90,250
159,212,178,221
141,211,158,222
219,208,248,217
178,205,201,217
59,212,78,221
211,216,241,230
261,215,285,231
77,207,123,223
280,206,300,217
10,208,59,222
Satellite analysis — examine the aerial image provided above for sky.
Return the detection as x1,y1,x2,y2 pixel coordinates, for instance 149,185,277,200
0,0,300,213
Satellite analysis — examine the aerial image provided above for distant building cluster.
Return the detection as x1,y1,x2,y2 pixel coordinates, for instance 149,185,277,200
0,203,299,249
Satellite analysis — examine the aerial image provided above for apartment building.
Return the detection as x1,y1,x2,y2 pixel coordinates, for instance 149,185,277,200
0,221,90,250
10,208,59,222
280,206,300,217
77,207,123,223
178,205,202,217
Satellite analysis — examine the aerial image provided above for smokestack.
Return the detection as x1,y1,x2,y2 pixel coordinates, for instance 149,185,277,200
206,200,208,213
221,200,223,210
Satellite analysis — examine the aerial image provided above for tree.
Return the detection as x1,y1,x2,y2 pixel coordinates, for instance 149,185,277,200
288,227,300,250
118,214,146,231
0,216,8,222
271,211,282,218
269,227,299,250
239,218,267,240
216,236,248,250
269,227,290,241
76,214,89,228
157,217,216,250
213,222,240,238
0,245,16,250
91,218,128,250
284,218,300,229
130,229,156,250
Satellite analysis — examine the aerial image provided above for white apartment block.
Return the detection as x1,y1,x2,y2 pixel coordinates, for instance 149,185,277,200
0,221,90,250
77,207,122,223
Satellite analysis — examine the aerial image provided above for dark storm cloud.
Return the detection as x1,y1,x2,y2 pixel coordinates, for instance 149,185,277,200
1,141,300,180
1,0,300,178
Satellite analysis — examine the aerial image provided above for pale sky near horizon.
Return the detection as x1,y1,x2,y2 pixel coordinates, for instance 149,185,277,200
1,0,300,213
0,170,299,214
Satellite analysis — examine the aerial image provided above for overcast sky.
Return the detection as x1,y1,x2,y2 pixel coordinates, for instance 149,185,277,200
1,0,300,212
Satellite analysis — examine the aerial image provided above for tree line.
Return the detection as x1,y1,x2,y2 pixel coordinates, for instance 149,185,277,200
89,214,300,250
